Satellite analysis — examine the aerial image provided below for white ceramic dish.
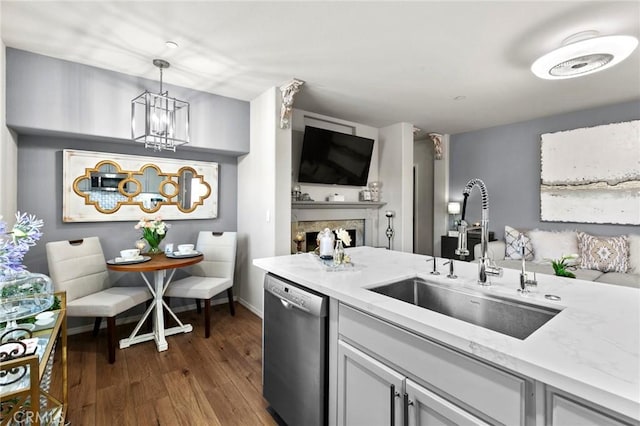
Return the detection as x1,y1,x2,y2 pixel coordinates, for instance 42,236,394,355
177,244,195,254
120,248,141,260
107,256,152,265
35,318,54,327
166,250,202,259
36,311,54,320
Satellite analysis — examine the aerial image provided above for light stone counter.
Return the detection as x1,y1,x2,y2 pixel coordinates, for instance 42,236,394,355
254,246,640,421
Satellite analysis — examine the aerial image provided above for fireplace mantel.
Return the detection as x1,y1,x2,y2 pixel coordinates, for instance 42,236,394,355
291,201,386,248
291,201,386,209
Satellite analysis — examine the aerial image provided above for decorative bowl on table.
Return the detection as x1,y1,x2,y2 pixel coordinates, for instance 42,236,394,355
0,272,54,328
178,244,195,254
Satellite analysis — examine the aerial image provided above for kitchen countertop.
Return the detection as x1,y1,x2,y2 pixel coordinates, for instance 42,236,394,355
254,246,640,420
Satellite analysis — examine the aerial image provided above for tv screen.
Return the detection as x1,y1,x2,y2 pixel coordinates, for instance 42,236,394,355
298,126,374,186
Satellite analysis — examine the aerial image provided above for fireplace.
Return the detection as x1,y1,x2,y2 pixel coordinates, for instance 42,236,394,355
305,229,357,253
291,220,364,253
290,202,384,252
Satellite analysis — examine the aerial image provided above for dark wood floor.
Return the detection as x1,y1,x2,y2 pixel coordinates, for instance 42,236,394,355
50,303,277,426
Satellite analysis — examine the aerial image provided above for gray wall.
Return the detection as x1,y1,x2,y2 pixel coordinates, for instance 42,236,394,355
6,47,249,331
449,100,640,240
18,134,238,280
7,48,250,155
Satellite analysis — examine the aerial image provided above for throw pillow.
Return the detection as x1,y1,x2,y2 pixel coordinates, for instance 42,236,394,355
528,230,578,264
628,234,640,274
577,232,629,273
504,225,534,260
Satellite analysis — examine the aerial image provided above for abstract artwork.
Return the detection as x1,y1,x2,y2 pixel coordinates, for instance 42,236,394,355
540,120,640,225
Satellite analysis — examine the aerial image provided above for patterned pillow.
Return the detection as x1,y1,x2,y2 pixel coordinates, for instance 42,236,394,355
505,225,534,260
629,234,640,274
577,232,629,273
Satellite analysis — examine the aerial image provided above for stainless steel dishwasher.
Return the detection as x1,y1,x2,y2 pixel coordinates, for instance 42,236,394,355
263,273,328,426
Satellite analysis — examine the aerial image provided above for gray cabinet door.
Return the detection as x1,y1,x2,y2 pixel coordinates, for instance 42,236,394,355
337,340,404,426
406,378,490,426
547,390,637,426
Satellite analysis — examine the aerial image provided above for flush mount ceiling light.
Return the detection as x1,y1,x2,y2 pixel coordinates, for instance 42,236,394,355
531,32,638,80
131,59,190,152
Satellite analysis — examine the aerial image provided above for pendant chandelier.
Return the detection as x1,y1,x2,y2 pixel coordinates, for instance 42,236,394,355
131,59,190,152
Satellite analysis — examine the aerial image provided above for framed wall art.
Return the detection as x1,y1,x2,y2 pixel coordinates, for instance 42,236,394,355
540,120,639,225
63,149,218,222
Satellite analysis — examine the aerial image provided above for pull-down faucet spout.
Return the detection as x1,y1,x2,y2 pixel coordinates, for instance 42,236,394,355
455,178,502,285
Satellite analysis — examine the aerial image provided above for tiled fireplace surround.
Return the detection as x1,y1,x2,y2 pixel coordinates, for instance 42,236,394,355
290,205,382,254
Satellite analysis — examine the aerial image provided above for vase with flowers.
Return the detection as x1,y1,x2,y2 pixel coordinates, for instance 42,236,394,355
135,217,170,254
1,212,54,327
333,228,352,266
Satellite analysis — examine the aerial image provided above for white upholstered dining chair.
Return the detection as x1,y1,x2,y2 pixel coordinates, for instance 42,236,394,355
46,237,152,363
165,231,237,338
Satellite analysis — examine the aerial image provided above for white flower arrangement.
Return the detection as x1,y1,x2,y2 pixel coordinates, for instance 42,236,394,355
134,217,170,253
335,228,351,246
135,217,169,235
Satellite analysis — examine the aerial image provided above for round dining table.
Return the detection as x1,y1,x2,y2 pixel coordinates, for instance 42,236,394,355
107,252,203,352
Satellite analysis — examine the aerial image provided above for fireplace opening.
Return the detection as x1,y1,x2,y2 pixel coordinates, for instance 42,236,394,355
305,229,357,253
292,219,364,254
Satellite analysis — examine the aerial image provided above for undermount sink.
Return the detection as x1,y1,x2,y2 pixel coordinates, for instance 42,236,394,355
369,278,561,340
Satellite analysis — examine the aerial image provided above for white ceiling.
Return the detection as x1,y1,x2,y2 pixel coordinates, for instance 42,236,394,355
2,1,639,135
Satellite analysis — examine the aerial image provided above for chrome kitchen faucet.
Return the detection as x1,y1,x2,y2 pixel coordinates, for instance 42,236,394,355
455,178,502,285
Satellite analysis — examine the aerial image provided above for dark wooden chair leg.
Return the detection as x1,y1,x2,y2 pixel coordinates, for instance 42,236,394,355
107,317,116,364
227,287,235,316
204,298,211,338
93,317,102,336
195,299,202,314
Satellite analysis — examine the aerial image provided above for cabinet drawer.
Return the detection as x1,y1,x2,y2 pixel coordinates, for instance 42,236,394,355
339,303,531,426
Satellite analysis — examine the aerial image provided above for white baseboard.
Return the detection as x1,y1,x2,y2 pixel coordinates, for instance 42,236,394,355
238,297,263,319
66,297,237,336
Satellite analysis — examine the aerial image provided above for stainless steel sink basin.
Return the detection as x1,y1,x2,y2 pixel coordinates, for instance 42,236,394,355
369,278,561,340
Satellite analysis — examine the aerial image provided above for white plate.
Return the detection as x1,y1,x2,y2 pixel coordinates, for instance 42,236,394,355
35,311,54,320
107,256,152,265
166,250,202,259
35,318,54,327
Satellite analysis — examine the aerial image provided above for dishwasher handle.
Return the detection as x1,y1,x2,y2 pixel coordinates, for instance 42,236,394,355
265,285,311,313
264,274,328,317
280,299,293,309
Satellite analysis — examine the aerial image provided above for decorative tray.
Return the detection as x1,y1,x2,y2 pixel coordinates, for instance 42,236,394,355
166,251,203,259
315,255,360,272
107,256,152,265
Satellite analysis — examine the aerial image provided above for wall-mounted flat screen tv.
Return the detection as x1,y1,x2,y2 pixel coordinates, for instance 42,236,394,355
298,126,374,186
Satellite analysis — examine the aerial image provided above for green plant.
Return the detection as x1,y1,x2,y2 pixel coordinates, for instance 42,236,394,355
551,254,579,278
